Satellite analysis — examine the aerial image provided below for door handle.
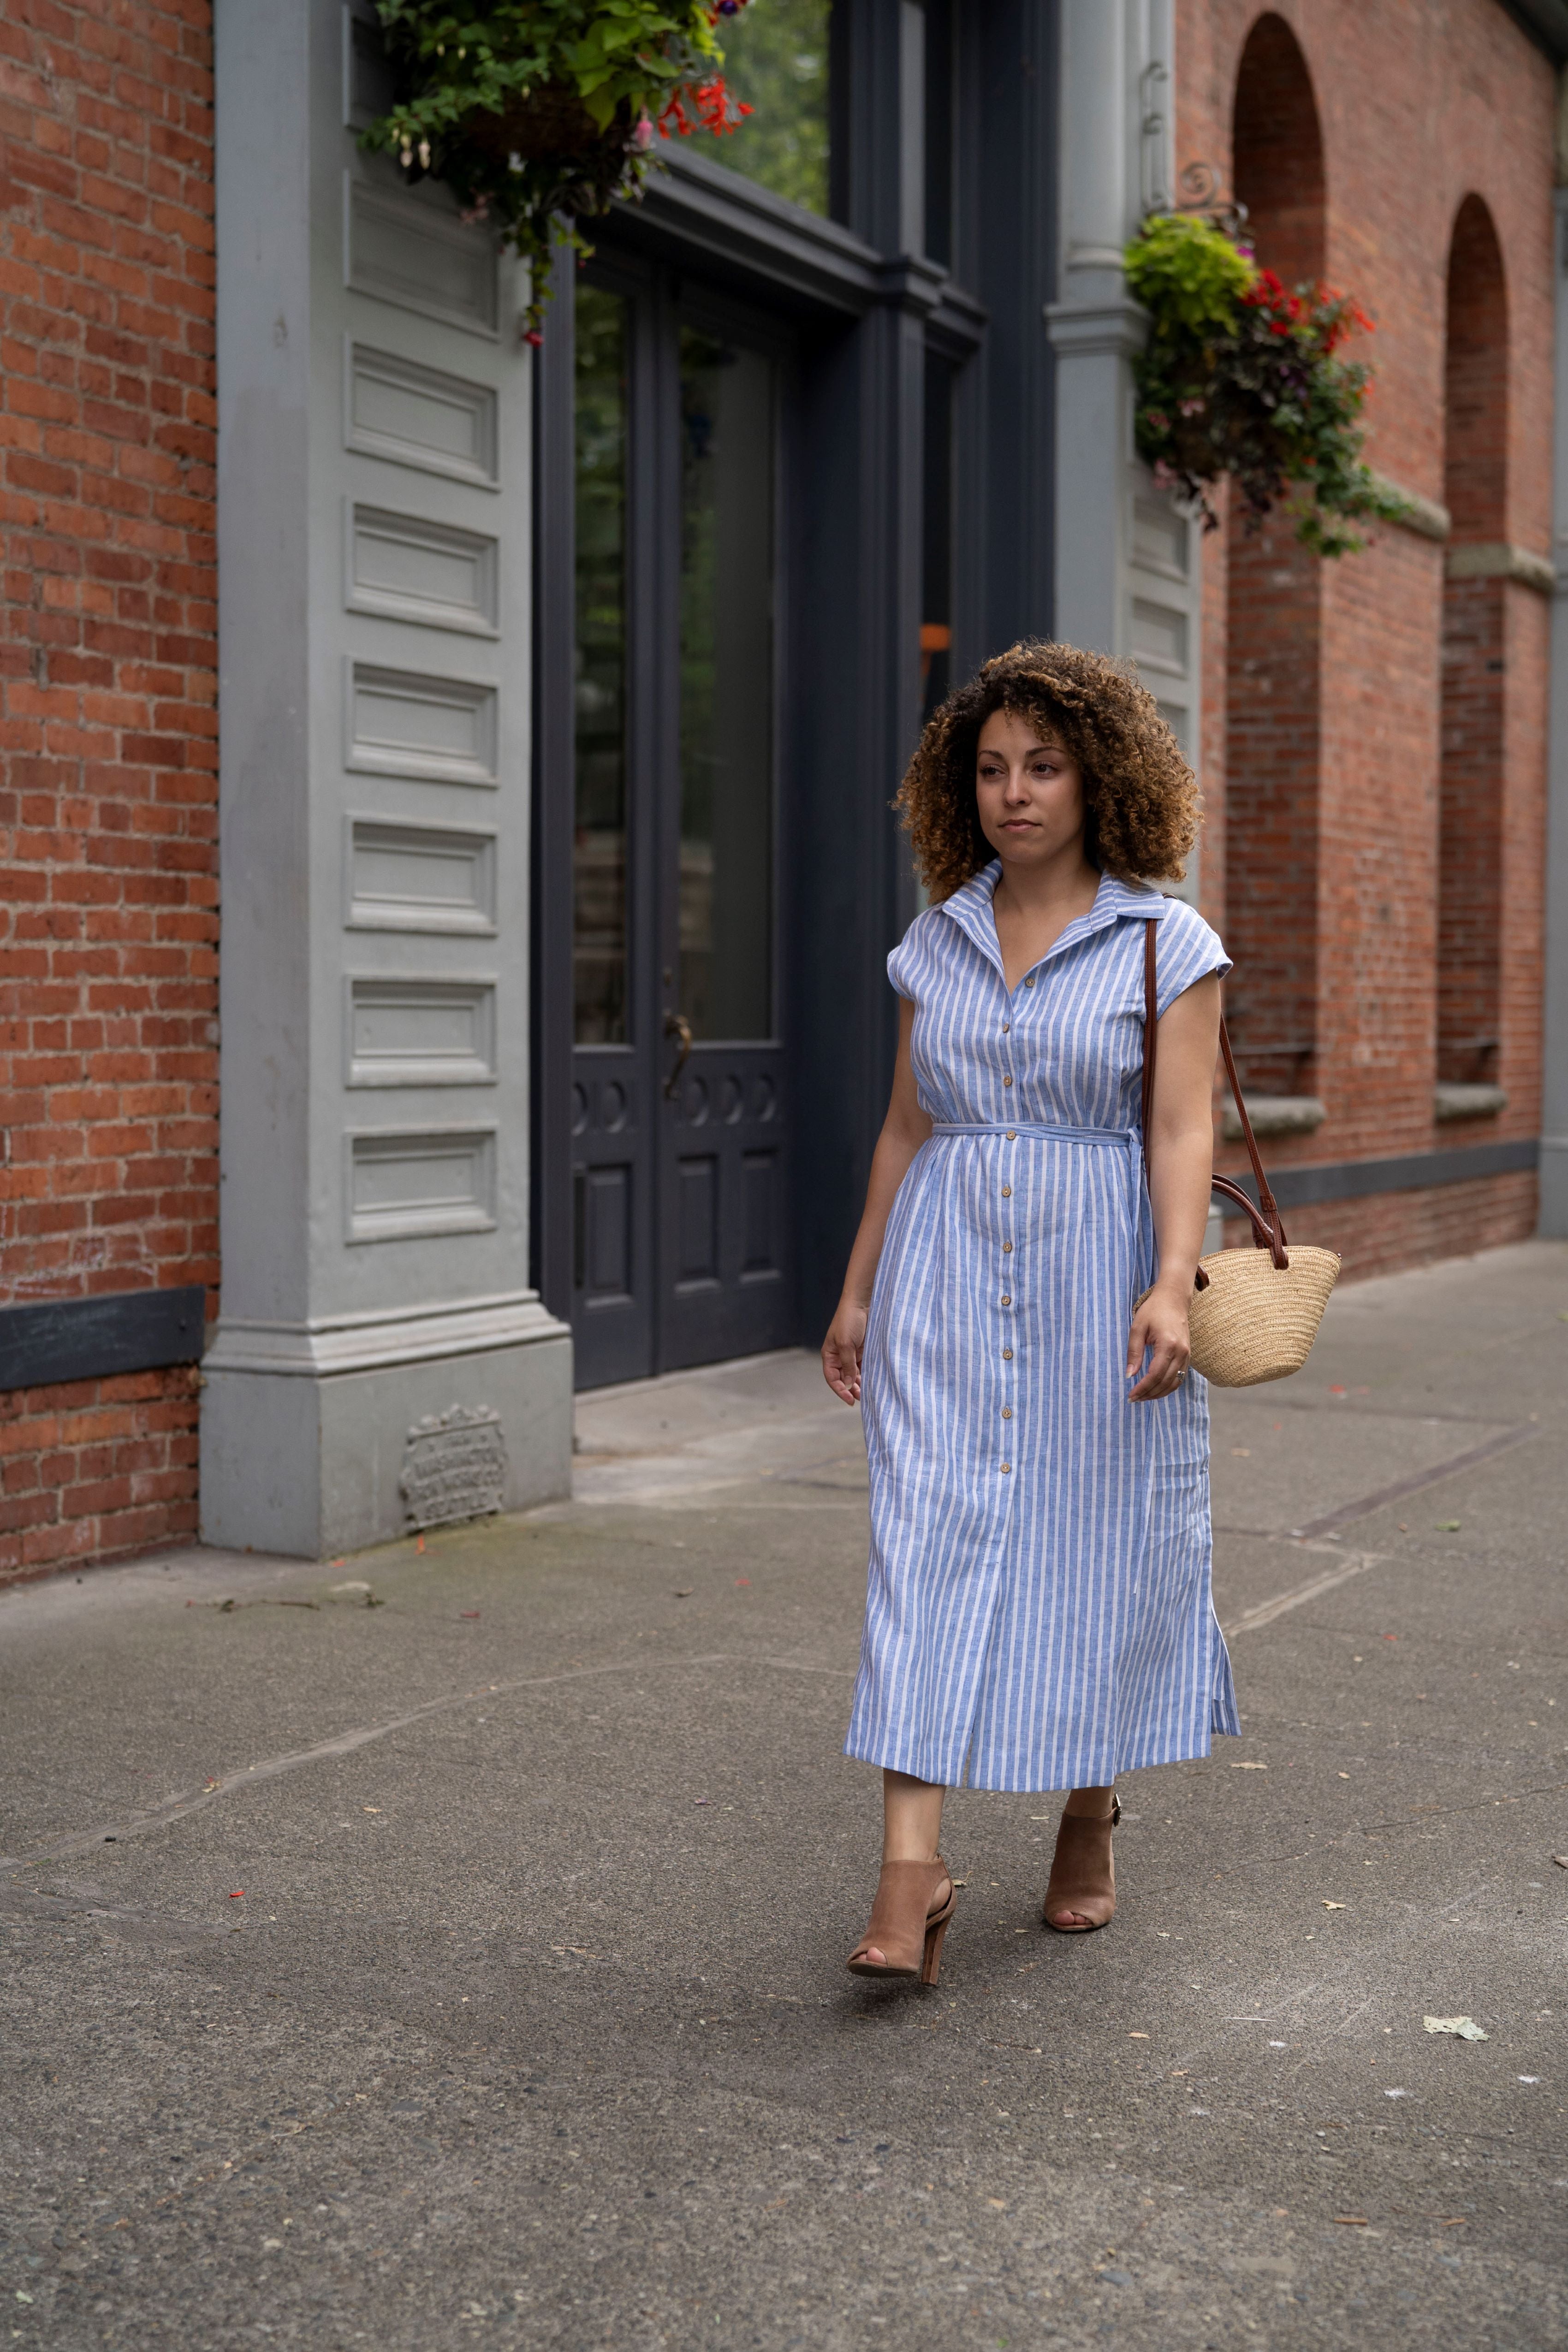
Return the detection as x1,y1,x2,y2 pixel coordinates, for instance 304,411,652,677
663,1010,693,1099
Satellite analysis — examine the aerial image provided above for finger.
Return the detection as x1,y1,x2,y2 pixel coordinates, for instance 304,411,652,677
1133,1350,1188,1400
1129,1342,1182,1399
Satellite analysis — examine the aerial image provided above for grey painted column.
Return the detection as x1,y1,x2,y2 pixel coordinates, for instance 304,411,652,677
1045,0,1144,657
1541,182,1568,1233
1043,0,1203,879
204,0,571,1555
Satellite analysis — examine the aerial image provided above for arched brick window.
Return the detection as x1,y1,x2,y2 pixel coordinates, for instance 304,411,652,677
1224,15,1325,1099
1438,196,1508,1087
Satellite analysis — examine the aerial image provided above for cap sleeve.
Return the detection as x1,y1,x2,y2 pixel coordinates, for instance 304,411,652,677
887,907,938,1002
1154,898,1231,1019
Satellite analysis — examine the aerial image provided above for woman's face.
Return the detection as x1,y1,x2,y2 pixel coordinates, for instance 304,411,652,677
974,708,1086,871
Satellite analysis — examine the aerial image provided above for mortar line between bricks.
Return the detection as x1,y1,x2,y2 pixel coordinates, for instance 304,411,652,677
0,1651,855,1873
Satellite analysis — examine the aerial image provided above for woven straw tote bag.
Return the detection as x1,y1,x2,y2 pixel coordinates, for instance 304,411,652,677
1138,921,1339,1387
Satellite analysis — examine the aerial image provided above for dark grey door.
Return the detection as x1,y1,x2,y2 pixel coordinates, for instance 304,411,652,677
568,267,793,1388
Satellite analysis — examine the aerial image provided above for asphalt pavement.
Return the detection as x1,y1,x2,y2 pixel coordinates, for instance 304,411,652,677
2,1239,1566,2349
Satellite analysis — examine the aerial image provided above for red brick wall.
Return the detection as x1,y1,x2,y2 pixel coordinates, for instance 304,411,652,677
1438,196,1509,1086
0,0,215,1582
1224,518,1321,1097
1224,17,1325,1101
1180,0,1555,1273
1438,574,1505,1082
1223,1171,1538,1281
1230,12,1324,288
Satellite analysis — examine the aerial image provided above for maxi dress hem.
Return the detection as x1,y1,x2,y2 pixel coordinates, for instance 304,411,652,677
844,1629,1240,1793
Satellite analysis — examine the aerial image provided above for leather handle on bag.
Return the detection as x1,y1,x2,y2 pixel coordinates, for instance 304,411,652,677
1142,915,1290,1272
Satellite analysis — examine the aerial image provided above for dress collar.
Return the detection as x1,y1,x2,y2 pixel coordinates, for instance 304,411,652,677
937,862,1169,983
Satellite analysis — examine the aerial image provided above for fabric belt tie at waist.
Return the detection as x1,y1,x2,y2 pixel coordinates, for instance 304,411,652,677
931,1123,1147,1223
931,1121,1137,1148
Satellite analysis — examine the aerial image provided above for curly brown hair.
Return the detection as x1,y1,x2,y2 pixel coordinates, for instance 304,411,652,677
895,640,1198,902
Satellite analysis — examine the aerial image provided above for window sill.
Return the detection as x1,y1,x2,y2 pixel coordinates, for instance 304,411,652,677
1222,1096,1326,1141
1433,1083,1508,1123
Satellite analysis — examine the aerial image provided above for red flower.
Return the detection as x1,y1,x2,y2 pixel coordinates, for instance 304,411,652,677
659,77,750,140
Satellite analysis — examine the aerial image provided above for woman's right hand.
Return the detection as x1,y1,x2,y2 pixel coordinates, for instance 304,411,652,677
822,1301,868,1404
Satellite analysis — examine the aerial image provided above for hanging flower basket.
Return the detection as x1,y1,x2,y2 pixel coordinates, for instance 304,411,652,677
361,2,756,341
1123,212,1410,557
464,82,608,161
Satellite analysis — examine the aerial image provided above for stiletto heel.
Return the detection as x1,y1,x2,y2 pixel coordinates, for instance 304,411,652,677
848,1856,956,1984
920,1894,956,1986
1042,1795,1121,1933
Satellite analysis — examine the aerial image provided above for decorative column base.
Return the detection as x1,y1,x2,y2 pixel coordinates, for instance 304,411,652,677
199,1294,571,1558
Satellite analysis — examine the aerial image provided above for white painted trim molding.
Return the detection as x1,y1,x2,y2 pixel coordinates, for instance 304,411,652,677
204,1291,567,1378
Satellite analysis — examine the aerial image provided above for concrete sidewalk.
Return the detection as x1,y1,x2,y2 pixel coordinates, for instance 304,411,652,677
2,1241,1566,2348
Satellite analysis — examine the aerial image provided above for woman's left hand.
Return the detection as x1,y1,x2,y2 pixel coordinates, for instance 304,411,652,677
1126,1280,1193,1401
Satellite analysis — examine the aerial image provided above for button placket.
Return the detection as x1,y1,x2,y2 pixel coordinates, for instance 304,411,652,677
1000,1130,1016,1471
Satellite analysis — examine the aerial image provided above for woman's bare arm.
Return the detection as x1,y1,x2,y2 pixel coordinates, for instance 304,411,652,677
822,997,932,1404
1126,973,1220,1402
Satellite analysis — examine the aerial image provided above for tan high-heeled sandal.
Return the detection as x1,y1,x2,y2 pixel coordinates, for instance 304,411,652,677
1042,1796,1121,1933
846,1856,956,1985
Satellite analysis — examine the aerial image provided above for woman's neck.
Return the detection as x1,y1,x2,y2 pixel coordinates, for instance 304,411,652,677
988,849,1103,990
992,845,1101,922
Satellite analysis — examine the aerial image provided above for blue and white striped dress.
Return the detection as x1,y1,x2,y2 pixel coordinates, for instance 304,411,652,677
845,863,1240,1794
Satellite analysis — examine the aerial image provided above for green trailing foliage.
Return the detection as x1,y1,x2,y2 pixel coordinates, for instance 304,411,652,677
361,2,756,339
1124,213,1410,557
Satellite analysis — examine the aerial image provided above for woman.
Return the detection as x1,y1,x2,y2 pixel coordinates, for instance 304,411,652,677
822,641,1238,1983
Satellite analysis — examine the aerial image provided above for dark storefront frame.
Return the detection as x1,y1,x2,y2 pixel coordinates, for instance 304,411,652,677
535,0,1059,1374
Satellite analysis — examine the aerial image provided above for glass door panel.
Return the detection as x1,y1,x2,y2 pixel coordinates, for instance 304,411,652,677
569,278,653,1389
573,285,630,1045
677,327,776,1042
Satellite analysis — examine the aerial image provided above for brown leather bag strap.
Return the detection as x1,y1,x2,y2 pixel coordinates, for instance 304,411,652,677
1143,914,1290,1271
1217,1015,1288,1258
1140,917,1158,1151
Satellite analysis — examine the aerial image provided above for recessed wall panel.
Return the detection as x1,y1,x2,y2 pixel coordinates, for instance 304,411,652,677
347,819,497,934
1133,497,1189,580
1157,701,1192,761
348,979,496,1087
741,1149,777,1274
676,1156,719,1286
347,661,498,784
346,344,498,487
347,1128,496,1241
347,504,499,634
1130,595,1188,676
347,178,499,336
582,1166,632,1301
344,2,394,127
